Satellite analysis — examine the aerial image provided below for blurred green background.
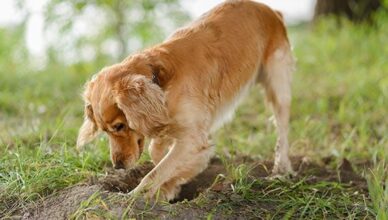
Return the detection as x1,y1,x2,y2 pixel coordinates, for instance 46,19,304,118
0,0,387,218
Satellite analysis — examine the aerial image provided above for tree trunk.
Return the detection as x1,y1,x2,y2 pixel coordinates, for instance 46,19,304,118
113,0,128,60
314,0,382,22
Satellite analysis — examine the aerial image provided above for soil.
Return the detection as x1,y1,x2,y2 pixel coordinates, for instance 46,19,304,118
19,155,368,220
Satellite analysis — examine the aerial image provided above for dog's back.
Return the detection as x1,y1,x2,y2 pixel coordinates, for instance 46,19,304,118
155,1,292,132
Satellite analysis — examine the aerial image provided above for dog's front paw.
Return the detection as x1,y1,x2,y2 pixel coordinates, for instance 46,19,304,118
128,185,143,198
129,186,155,202
160,181,181,201
129,183,181,202
128,186,167,202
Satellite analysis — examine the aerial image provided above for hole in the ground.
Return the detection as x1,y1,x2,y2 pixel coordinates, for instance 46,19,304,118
173,158,226,202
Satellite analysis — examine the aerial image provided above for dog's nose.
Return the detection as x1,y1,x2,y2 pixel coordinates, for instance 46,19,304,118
114,161,125,169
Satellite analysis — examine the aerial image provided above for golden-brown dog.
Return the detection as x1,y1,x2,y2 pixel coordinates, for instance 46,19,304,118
77,0,295,201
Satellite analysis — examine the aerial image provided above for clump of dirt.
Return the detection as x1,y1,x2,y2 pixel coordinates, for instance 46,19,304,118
19,155,369,220
97,162,154,193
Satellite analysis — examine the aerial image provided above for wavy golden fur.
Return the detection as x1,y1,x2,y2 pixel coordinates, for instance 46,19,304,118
77,0,295,201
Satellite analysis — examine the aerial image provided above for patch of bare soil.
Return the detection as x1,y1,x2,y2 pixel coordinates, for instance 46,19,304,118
20,156,368,220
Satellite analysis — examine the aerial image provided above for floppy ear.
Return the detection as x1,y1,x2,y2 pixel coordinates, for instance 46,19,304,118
114,75,169,137
76,104,99,150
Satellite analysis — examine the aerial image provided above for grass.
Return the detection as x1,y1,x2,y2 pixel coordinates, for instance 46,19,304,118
0,16,387,219
211,178,372,219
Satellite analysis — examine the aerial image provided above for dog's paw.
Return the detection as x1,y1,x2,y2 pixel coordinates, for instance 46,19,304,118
160,182,181,201
129,187,156,202
128,186,142,198
129,185,178,202
267,172,295,181
271,159,296,178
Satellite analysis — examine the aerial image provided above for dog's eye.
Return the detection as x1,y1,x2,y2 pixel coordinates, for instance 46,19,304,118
113,123,126,132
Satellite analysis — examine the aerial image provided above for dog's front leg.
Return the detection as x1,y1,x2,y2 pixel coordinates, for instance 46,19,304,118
148,137,174,165
131,132,211,200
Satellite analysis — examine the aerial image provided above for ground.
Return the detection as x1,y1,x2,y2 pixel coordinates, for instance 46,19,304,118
19,156,371,219
0,17,387,219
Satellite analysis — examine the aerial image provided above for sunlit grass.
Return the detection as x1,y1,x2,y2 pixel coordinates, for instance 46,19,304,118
367,146,388,219
0,138,110,217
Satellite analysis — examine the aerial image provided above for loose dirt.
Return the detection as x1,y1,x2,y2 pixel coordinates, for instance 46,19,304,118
20,155,369,220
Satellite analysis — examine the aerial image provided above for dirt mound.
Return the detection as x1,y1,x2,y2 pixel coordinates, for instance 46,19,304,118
20,156,369,220
21,185,100,220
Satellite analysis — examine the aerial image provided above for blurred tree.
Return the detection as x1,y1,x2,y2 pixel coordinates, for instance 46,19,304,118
314,0,383,22
48,0,190,63
16,0,190,65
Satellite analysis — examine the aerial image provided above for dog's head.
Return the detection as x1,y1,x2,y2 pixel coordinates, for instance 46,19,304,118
76,58,169,169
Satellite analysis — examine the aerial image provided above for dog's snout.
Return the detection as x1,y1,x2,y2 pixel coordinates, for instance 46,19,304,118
114,160,125,169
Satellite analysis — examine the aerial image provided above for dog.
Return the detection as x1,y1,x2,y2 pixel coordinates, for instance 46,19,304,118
76,0,295,201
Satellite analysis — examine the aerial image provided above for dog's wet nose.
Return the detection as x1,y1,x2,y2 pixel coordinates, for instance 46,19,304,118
114,161,125,170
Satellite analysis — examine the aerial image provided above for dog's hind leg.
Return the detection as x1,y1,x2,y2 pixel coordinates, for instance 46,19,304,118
262,46,295,175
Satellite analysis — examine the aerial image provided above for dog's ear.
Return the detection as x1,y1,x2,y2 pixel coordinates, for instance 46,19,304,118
77,80,100,149
114,75,169,137
77,104,99,149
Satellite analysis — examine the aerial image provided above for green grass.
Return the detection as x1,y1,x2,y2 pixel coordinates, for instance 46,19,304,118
0,16,387,219
213,178,372,219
